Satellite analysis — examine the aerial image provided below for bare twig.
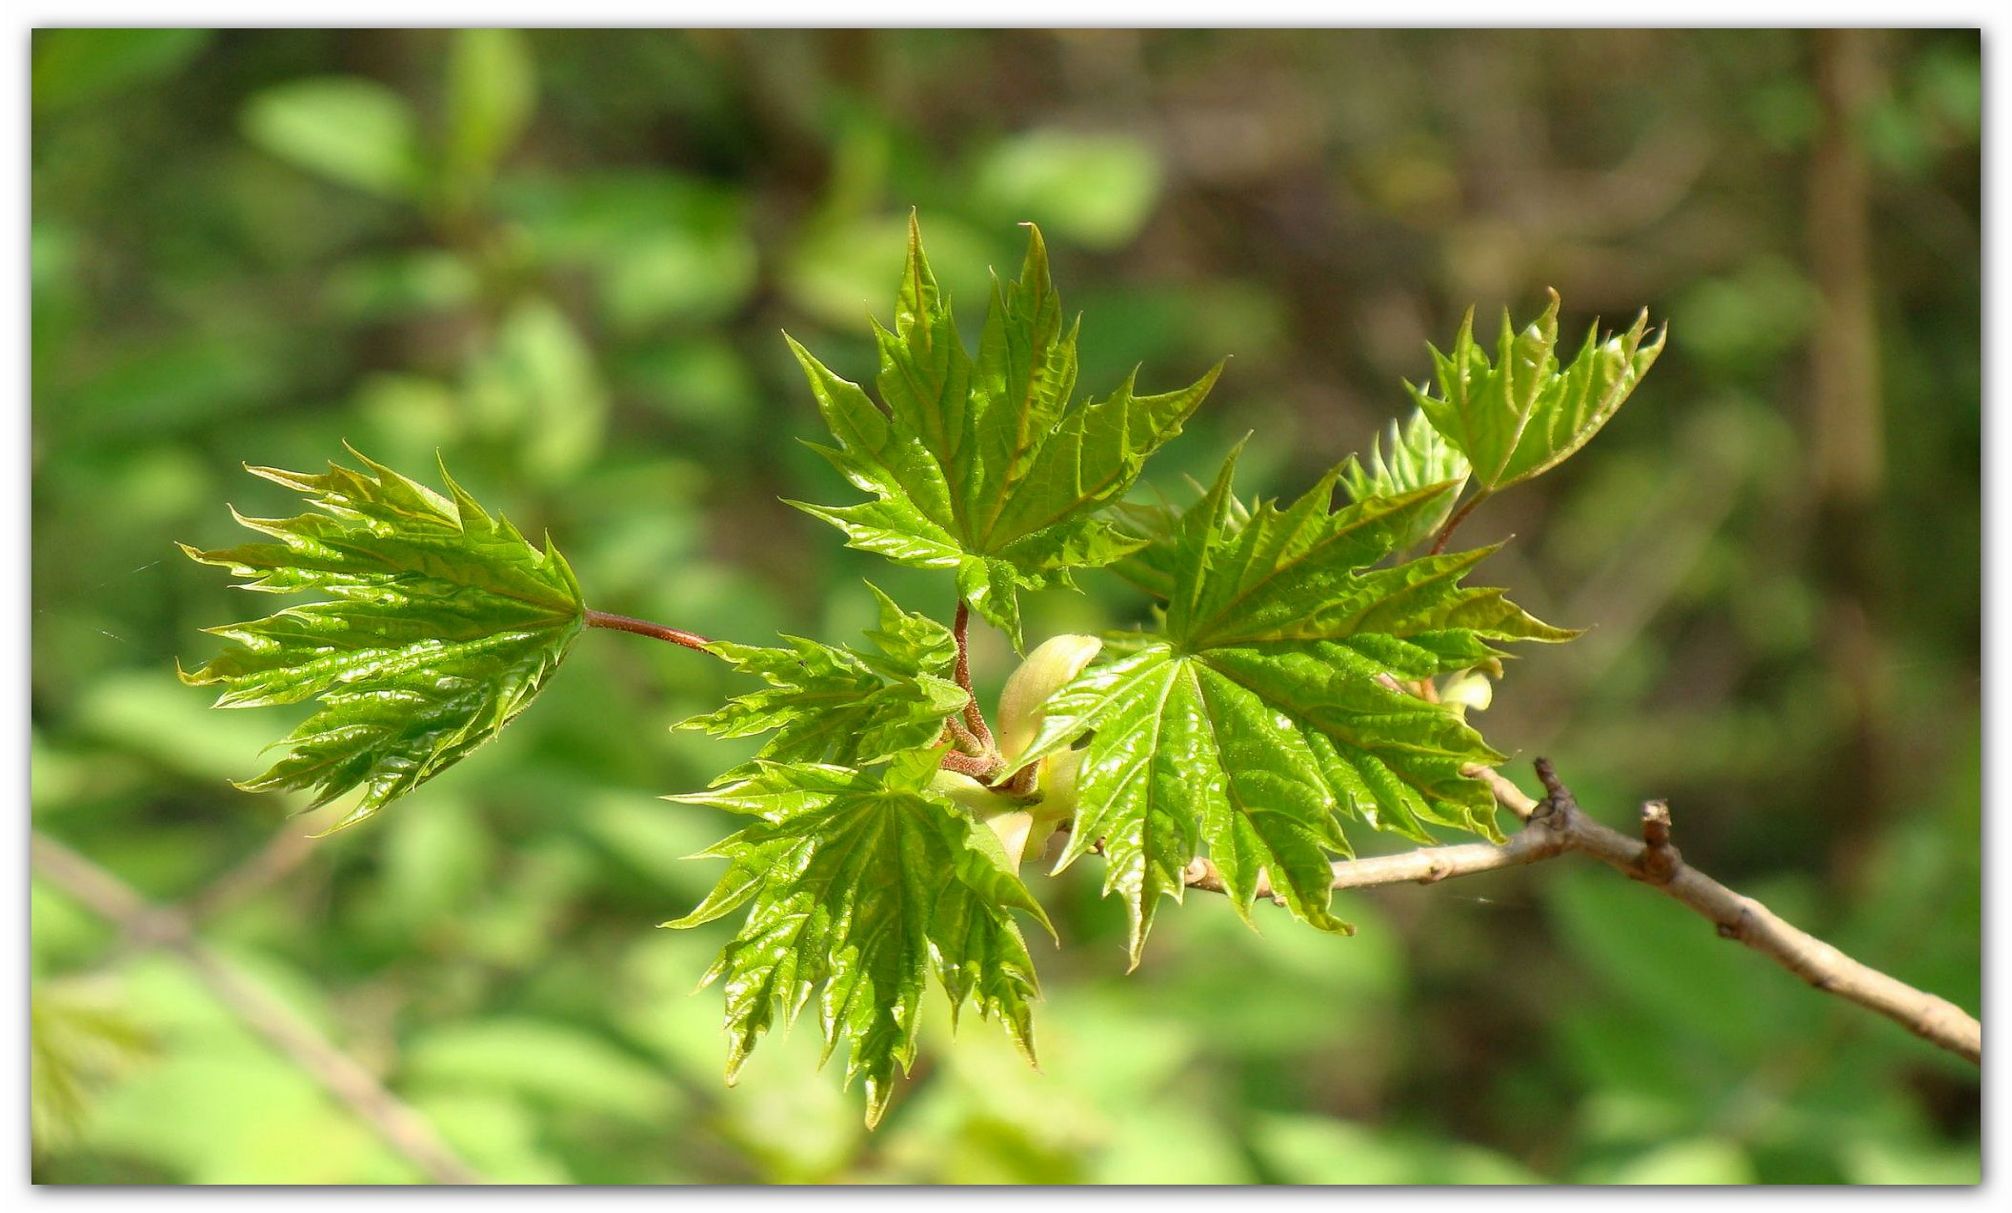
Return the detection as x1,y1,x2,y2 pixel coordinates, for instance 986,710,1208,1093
1183,824,1574,905
1177,760,1980,1065
1511,761,1976,1064
30,833,486,1184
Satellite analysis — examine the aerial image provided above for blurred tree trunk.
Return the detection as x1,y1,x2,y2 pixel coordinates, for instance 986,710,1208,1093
1806,28,1891,887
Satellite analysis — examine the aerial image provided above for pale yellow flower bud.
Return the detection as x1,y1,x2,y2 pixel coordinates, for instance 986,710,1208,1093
1037,747,1084,818
984,810,1039,868
931,769,1040,867
1439,670,1494,718
1017,748,1084,867
996,634,1102,766
929,769,1014,816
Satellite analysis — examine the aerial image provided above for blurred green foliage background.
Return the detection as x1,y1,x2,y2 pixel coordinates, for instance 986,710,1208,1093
30,28,1978,1184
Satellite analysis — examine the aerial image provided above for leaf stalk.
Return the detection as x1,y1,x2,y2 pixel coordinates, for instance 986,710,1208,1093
950,601,997,752
584,609,713,653
1428,490,1489,555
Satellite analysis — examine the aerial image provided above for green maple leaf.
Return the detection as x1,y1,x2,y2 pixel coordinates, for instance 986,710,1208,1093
676,584,970,771
1337,407,1470,553
1010,450,1571,965
666,749,1052,1127
178,448,584,830
788,215,1222,647
1408,290,1665,493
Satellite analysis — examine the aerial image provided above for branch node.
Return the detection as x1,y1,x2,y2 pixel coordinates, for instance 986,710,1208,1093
132,909,191,948
944,716,986,756
1470,766,1975,1064
1715,906,1757,943
1530,756,1578,828
1633,799,1682,885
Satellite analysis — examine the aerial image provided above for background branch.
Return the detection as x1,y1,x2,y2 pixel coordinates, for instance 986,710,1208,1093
30,833,486,1184
178,821,322,923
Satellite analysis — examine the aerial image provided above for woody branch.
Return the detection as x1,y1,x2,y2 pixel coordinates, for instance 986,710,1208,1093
1179,758,1979,1065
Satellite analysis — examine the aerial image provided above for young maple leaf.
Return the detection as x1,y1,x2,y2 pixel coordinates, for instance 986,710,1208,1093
1008,449,1573,966
1407,290,1665,494
665,749,1053,1127
787,214,1222,648
1337,407,1471,553
675,584,970,774
178,447,584,830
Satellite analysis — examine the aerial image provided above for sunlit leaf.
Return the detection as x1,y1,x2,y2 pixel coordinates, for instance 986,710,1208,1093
462,298,609,485
972,130,1164,249
790,215,1220,646
677,584,969,773
1014,450,1571,963
178,448,585,830
1408,290,1665,493
667,750,1052,1127
443,29,537,190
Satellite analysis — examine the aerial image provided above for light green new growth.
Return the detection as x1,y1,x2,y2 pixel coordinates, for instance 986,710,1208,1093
677,585,969,774
1337,408,1470,553
179,447,585,831
1407,289,1665,495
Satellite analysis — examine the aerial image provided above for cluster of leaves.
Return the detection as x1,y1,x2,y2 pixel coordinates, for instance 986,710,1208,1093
1012,458,1573,963
179,218,1661,1124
